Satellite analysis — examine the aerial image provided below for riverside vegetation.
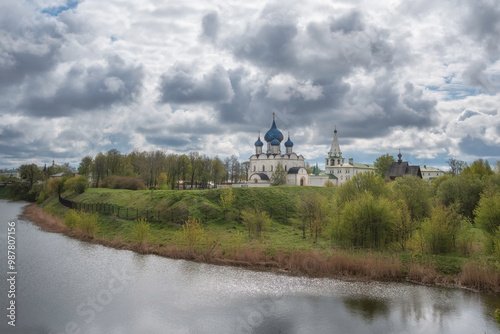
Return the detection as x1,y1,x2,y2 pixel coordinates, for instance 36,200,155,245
6,159,500,296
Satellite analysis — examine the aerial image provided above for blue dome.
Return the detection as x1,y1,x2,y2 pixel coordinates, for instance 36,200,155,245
264,119,284,143
254,136,263,147
284,136,294,147
271,138,280,146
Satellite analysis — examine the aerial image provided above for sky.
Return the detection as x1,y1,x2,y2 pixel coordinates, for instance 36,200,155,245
1,0,499,171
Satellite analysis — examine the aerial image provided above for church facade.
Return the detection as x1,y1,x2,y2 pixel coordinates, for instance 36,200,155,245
324,127,375,186
248,114,309,186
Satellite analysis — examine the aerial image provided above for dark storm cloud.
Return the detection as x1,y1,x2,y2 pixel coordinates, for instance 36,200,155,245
0,126,24,141
159,64,233,104
330,10,365,34
200,12,219,43
21,56,144,117
460,135,500,157
462,1,500,56
216,68,252,124
462,61,497,94
231,23,298,70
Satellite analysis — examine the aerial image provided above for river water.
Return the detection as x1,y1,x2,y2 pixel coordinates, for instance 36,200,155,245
0,200,499,334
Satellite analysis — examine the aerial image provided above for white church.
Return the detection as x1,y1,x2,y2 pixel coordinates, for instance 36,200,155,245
324,127,375,186
244,115,375,187
247,113,310,186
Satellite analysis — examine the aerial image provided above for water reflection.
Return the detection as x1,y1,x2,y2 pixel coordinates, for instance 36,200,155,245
343,296,389,322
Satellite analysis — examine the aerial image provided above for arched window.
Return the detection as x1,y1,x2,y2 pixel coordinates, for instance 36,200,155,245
262,165,265,172
271,165,273,172
254,179,258,183
331,159,334,166
253,165,256,171
285,165,287,171
337,159,341,165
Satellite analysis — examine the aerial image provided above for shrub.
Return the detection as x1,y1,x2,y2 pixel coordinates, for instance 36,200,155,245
64,209,81,230
131,218,150,246
101,176,147,190
241,207,271,238
79,211,99,238
182,217,204,252
421,203,466,254
334,193,395,248
64,176,88,194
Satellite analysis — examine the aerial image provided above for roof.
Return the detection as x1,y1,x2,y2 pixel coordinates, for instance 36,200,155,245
252,173,269,180
51,172,65,177
385,161,422,179
287,167,304,174
420,166,443,172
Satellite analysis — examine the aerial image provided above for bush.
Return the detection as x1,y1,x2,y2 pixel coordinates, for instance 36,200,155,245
100,176,147,190
131,218,150,246
334,193,395,248
64,176,88,194
79,211,99,238
64,209,81,230
241,207,271,239
421,204,466,254
182,217,204,252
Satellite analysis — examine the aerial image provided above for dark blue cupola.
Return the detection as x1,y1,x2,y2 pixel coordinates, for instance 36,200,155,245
285,132,293,154
264,112,284,143
254,131,263,154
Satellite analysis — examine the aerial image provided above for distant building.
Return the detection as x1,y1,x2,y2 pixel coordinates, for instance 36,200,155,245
385,152,422,181
0,169,20,179
420,166,445,180
248,113,310,186
324,127,375,186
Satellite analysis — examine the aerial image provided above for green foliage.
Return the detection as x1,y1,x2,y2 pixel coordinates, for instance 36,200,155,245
495,309,500,329
334,193,395,248
337,172,388,207
79,211,99,238
182,217,205,251
241,207,271,238
219,188,234,219
462,159,494,179
64,176,88,194
474,191,500,235
19,163,42,190
158,172,168,190
131,218,150,246
392,200,415,252
421,204,465,254
446,158,467,176
435,173,484,219
297,191,332,242
391,175,431,221
64,209,81,230
100,176,147,190
374,153,395,178
271,162,287,186
324,179,334,187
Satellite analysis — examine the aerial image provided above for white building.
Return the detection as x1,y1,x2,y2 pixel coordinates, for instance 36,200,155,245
248,114,309,186
420,166,445,180
324,127,375,186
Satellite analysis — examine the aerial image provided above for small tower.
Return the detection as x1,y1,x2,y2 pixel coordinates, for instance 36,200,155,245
264,112,283,154
254,131,263,155
397,149,402,164
326,126,344,167
284,132,294,154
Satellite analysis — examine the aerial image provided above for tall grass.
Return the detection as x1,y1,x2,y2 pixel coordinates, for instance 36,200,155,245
131,218,150,247
458,262,500,293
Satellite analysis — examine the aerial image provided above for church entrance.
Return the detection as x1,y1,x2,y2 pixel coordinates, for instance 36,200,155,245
300,178,304,186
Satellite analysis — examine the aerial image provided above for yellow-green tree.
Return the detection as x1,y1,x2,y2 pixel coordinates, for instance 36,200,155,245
182,217,204,252
271,162,287,186
241,207,271,238
131,218,150,247
219,187,234,220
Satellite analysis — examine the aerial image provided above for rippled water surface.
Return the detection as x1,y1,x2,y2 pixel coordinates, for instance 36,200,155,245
1,200,499,334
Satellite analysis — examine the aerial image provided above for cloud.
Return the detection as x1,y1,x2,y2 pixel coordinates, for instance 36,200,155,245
20,56,144,117
330,10,365,34
159,64,234,104
200,11,219,44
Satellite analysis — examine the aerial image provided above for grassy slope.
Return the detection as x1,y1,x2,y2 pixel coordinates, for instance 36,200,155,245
45,186,337,251
38,186,499,292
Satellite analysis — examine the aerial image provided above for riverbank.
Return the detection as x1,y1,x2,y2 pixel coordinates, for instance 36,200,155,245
22,202,500,294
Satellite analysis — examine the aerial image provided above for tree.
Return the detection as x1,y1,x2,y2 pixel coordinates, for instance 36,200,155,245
337,172,388,207
219,188,234,219
421,203,465,254
182,217,205,252
241,207,271,238
19,164,42,190
392,200,415,251
374,154,395,178
158,172,168,190
335,193,395,248
474,191,500,236
446,158,467,176
435,173,484,219
297,192,332,242
462,159,494,179
78,156,93,177
271,162,287,186
92,153,107,187
391,175,431,221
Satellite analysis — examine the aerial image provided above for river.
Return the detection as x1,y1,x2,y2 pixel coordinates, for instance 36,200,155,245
1,200,499,334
